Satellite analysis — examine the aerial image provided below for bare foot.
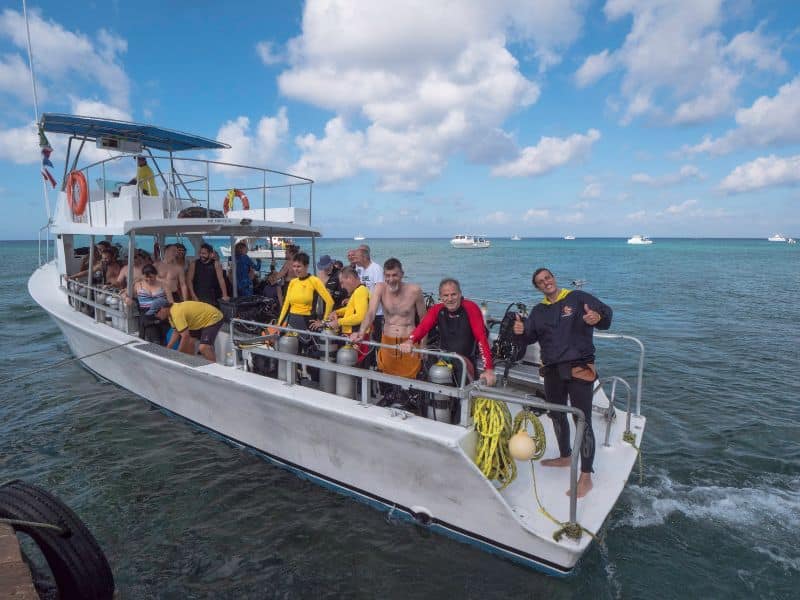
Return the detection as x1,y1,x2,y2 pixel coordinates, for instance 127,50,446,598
541,456,571,467
565,472,593,498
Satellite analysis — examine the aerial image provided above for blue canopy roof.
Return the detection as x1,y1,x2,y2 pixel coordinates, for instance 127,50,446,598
39,113,230,152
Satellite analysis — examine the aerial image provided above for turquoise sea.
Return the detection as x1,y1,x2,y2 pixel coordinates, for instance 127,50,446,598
2,238,798,598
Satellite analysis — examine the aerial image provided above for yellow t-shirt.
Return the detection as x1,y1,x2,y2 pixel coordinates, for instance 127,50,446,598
278,275,333,324
334,284,369,333
137,164,159,196
169,301,223,332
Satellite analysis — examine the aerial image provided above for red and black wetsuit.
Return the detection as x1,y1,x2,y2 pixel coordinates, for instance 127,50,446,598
408,299,493,378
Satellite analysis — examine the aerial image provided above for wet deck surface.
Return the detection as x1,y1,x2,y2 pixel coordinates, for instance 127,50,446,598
0,524,38,599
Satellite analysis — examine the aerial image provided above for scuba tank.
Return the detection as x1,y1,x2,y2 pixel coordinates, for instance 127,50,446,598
318,327,338,394
335,344,358,399
427,360,454,423
277,333,299,381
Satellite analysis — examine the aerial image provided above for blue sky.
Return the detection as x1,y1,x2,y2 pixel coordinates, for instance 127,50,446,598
1,0,799,239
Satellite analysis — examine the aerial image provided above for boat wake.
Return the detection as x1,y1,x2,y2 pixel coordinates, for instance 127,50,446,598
616,471,800,572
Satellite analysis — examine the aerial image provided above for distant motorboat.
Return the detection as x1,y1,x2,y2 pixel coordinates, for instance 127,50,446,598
627,234,653,245
450,234,491,249
767,233,787,242
220,236,292,260
563,235,576,240
353,234,365,241
787,238,797,245
511,234,521,241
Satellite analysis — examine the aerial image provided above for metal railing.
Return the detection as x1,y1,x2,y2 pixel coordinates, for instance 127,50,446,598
594,332,645,416
38,221,52,266
61,275,130,330
68,154,313,227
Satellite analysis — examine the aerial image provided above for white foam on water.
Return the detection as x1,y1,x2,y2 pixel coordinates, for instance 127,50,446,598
615,471,800,572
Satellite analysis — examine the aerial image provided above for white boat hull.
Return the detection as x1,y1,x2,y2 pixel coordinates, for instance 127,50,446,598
29,262,644,575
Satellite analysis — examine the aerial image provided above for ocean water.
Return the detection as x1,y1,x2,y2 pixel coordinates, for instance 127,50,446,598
2,237,799,599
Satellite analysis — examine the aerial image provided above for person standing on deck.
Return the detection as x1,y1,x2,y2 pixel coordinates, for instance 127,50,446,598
127,155,159,196
187,243,229,307
512,267,613,498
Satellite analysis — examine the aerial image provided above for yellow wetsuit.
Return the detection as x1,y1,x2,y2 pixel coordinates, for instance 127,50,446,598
334,284,369,334
137,164,159,196
168,300,222,332
278,274,333,325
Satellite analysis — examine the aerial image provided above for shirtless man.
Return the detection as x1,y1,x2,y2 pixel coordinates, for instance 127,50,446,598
352,258,425,379
155,244,188,301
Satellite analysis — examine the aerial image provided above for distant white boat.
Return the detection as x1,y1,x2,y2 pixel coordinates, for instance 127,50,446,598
627,234,653,245
511,234,521,241
563,235,576,240
450,234,491,249
353,234,365,241
768,233,787,242
787,238,797,245
220,236,292,259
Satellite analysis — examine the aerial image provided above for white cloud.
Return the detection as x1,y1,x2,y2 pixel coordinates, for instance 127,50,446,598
291,117,365,183
719,154,800,194
278,0,587,189
492,129,600,178
592,0,786,125
214,108,289,174
0,121,38,165
724,28,787,73
0,53,33,104
0,9,130,112
684,76,800,155
523,208,550,221
256,41,283,65
631,164,702,186
581,182,602,198
484,211,512,225
574,49,615,87
557,211,585,224
665,199,698,214
626,210,647,221
70,99,131,121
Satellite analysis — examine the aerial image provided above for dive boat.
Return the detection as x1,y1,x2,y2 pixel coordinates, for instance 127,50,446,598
450,234,491,249
767,233,787,242
563,235,576,240
353,234,365,241
788,238,797,245
219,236,293,260
28,113,646,576
511,234,521,241
627,234,653,245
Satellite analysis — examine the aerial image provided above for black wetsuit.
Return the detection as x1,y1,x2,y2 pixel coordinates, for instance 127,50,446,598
192,259,221,306
515,289,612,473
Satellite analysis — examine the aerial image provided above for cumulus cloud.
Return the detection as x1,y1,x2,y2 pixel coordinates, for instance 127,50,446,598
214,108,289,174
718,154,800,194
0,121,39,165
256,41,283,65
0,9,130,111
631,165,702,186
492,129,600,177
574,49,615,87
580,0,786,125
0,53,33,104
279,0,587,189
581,182,602,198
664,199,698,214
684,76,800,155
626,210,647,221
523,208,550,221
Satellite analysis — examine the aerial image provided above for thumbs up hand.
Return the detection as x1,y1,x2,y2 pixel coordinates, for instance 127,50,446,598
583,304,601,326
512,312,525,335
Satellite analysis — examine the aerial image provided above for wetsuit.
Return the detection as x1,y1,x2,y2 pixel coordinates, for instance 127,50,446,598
515,288,613,473
409,299,494,379
333,284,369,334
192,259,222,306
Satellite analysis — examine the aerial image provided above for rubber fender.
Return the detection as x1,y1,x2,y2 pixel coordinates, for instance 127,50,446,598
0,480,114,600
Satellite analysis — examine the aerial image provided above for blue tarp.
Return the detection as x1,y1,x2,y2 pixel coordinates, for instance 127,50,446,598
39,113,230,152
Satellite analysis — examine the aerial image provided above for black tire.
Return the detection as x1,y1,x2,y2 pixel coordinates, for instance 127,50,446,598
0,480,114,600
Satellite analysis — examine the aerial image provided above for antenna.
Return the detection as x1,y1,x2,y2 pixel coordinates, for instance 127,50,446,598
23,0,52,221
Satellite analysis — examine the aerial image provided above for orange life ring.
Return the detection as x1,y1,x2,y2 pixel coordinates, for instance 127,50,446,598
223,189,250,214
66,170,88,216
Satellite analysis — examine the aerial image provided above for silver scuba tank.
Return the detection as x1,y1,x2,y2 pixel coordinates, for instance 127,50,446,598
277,333,299,381
318,327,338,394
335,344,358,399
427,360,454,423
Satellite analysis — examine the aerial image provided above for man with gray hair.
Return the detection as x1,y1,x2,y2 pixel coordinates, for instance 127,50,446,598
353,245,384,346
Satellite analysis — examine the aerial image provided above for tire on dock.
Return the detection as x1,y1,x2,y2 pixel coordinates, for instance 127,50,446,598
0,479,114,600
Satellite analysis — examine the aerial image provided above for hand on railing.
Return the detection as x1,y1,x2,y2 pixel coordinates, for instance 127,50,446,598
398,340,414,354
